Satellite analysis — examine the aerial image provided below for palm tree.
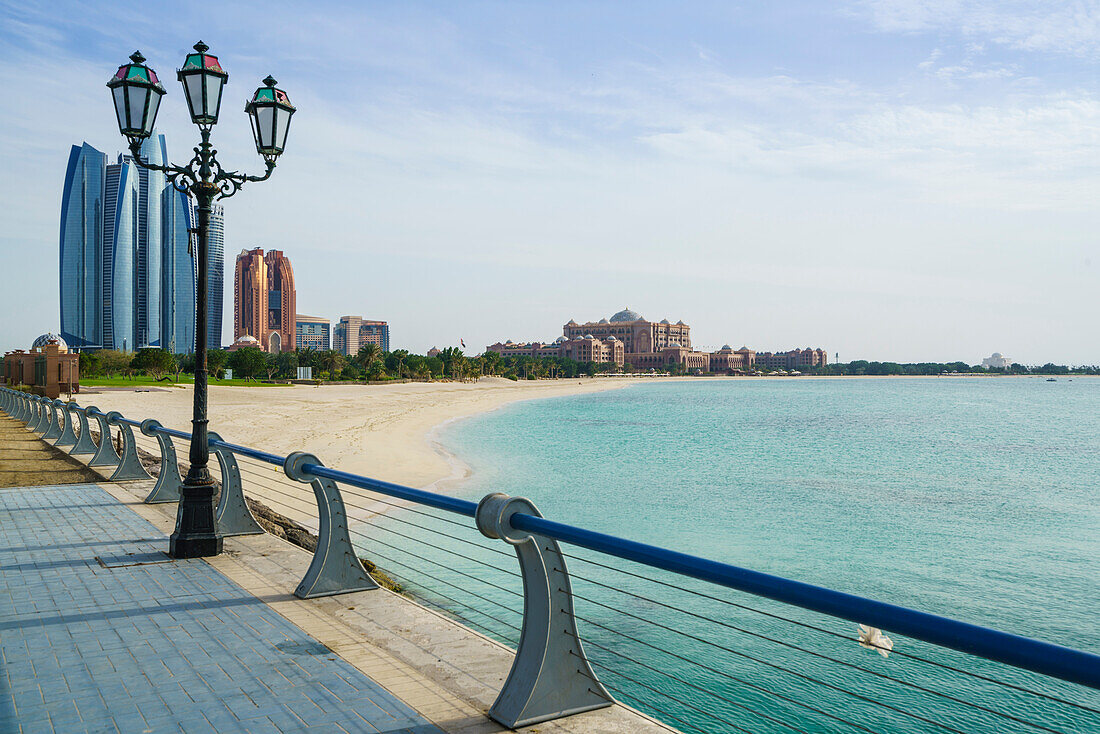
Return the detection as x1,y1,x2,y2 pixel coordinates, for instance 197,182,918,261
356,343,383,372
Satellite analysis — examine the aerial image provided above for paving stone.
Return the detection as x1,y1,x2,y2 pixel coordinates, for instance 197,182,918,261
0,484,442,734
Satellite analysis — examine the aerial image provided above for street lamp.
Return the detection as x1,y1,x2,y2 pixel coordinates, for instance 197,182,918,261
108,42,295,558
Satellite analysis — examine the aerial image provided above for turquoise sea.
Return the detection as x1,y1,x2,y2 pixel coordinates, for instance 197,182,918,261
367,378,1100,733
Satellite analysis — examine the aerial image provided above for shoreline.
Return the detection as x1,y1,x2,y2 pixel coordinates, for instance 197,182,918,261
79,377,637,493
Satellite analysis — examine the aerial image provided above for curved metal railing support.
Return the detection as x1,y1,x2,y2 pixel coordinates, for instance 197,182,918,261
475,492,613,729
19,392,32,423
142,420,183,503
85,407,121,468
209,432,264,536
284,452,379,598
69,404,97,456
31,397,50,433
104,412,152,481
54,400,78,447
42,399,63,440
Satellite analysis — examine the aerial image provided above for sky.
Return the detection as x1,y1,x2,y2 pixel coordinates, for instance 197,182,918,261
1,0,1097,364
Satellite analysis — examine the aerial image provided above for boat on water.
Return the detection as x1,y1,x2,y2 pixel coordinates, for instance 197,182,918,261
1047,378,1057,382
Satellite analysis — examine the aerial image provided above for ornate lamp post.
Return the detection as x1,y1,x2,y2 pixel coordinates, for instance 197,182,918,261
108,42,296,558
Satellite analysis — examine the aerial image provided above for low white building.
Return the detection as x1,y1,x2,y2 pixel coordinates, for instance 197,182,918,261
982,352,1013,369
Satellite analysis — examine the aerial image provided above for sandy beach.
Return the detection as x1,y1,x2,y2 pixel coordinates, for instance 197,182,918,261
80,378,634,490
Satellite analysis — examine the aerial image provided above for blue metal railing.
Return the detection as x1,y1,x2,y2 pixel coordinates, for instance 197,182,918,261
508,513,1100,690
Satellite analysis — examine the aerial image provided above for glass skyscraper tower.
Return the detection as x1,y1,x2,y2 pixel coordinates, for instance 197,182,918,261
207,205,225,349
59,132,222,353
59,143,107,349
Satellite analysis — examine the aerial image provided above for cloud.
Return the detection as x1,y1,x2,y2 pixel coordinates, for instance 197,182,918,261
853,0,1100,57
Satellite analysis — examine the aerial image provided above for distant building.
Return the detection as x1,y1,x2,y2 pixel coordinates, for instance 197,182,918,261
3,333,80,399
426,346,441,357
709,345,757,373
58,134,195,352
233,248,296,353
982,352,1013,369
333,316,390,356
487,308,824,373
59,133,206,354
489,309,712,371
755,348,828,370
296,314,330,351
206,205,226,349
226,334,261,352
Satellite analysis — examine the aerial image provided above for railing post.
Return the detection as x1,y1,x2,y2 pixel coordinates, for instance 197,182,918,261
34,396,51,432
475,492,613,728
284,452,379,598
30,397,50,433
104,412,152,481
19,393,31,423
85,407,121,467
41,399,63,440
141,419,183,503
69,404,98,456
54,400,78,447
208,432,264,536
0,388,9,414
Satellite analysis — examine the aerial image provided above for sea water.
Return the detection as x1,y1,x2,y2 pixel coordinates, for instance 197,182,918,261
372,378,1100,732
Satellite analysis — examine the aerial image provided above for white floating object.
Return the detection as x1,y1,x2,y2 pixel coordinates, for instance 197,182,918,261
858,624,894,657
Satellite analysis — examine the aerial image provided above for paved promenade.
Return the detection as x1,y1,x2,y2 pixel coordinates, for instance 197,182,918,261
0,482,442,733
0,413,673,734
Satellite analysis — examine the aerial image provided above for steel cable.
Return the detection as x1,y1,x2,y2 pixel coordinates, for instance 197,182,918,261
570,589,971,734
562,550,1100,715
562,563,1070,733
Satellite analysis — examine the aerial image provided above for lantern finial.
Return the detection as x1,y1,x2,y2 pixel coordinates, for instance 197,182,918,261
130,51,145,64
194,40,209,54
263,75,277,87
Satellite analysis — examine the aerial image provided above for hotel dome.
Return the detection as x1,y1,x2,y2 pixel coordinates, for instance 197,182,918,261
609,308,642,323
32,333,68,352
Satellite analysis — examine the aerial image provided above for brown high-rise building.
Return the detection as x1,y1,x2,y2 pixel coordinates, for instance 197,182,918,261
233,248,296,353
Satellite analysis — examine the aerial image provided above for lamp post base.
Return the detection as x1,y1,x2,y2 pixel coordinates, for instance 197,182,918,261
169,482,223,558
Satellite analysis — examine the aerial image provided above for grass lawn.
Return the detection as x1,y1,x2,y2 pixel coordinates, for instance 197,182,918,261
81,376,290,388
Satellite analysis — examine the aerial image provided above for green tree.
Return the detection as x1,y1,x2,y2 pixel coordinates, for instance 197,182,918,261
131,348,177,380
97,350,133,378
319,350,345,380
206,349,229,379
79,351,101,377
276,350,299,378
356,343,383,372
175,352,194,381
227,347,265,379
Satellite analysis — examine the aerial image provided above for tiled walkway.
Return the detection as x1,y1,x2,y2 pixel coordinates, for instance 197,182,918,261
0,483,443,734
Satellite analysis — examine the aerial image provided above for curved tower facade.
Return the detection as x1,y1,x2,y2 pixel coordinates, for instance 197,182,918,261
59,143,107,349
162,187,196,354
59,131,198,353
207,205,225,349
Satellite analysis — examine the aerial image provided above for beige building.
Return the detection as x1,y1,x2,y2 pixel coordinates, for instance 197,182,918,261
233,248,297,353
755,348,828,370
487,309,826,373
489,309,710,370
333,316,391,356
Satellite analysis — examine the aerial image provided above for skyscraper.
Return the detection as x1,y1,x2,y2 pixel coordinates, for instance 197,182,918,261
207,205,225,349
59,143,107,350
333,316,390,356
233,248,296,352
102,152,139,351
58,132,200,352
161,187,195,354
